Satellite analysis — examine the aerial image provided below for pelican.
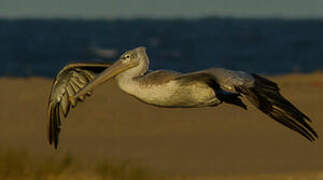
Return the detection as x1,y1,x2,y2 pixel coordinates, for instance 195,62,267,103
48,47,318,149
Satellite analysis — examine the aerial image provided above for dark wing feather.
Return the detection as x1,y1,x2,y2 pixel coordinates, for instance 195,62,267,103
206,68,317,141
235,73,318,141
48,62,110,149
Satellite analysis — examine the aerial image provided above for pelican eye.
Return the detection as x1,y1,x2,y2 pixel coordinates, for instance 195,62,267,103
121,54,131,63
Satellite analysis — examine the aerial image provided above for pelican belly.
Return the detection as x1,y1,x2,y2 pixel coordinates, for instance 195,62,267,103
117,79,218,107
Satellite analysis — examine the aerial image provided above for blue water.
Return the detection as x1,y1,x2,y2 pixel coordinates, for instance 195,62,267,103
1,18,323,77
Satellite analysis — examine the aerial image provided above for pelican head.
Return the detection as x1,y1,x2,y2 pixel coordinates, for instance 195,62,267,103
106,46,149,79
74,46,148,98
119,46,148,66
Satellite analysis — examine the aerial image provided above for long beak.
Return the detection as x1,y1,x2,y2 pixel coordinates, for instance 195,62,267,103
73,59,137,99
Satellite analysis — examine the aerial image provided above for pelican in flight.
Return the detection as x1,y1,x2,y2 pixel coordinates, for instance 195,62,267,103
48,47,318,149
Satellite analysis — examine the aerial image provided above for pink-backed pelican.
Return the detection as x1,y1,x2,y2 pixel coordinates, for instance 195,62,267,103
48,47,318,149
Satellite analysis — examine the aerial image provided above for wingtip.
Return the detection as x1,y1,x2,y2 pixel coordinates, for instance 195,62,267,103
48,101,61,150
48,133,59,150
48,142,59,150
54,142,58,150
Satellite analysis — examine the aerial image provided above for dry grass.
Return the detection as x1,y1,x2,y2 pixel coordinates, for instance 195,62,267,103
1,148,322,180
0,148,160,180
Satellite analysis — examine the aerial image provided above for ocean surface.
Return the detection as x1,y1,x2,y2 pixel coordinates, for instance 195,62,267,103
0,18,323,77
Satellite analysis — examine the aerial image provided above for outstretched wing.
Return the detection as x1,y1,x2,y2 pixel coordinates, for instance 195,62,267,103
235,73,318,141
176,68,318,141
211,68,318,141
48,62,111,149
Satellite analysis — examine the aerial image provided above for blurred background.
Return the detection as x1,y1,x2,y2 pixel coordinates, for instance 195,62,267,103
0,0,323,179
1,0,323,77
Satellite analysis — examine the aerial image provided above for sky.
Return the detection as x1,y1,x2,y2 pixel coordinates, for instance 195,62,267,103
1,0,323,19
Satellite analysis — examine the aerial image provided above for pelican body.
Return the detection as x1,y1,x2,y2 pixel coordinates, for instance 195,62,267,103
48,47,318,149
117,70,218,108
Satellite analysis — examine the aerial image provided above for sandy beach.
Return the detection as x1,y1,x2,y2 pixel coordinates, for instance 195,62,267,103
0,73,323,179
